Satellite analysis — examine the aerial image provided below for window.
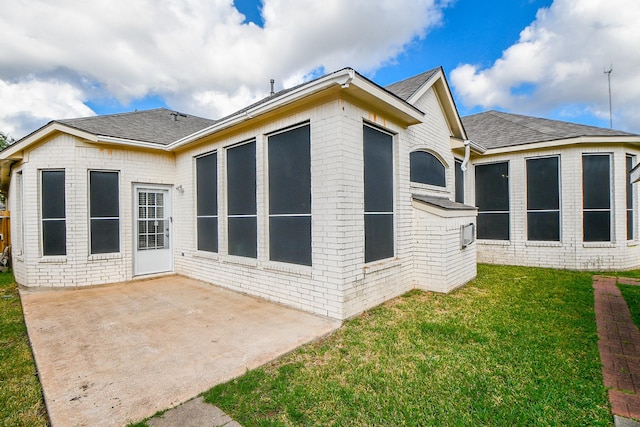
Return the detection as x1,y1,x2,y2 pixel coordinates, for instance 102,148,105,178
526,156,560,241
583,154,611,242
268,124,311,265
89,171,120,254
410,151,445,187
196,152,218,252
627,155,635,240
364,124,394,262
475,162,509,240
455,159,464,203
41,170,66,255
227,141,257,258
16,171,24,256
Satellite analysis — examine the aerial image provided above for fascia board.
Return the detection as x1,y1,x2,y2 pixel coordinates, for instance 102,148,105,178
481,136,640,156
167,69,359,150
168,69,424,151
95,135,168,150
0,122,98,160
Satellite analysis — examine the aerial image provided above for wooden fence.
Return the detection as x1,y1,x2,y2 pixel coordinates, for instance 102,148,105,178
0,210,9,255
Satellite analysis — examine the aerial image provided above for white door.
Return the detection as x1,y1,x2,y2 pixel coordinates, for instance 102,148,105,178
134,185,173,276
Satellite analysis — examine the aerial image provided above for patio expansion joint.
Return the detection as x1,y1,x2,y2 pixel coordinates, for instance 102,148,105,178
593,276,640,423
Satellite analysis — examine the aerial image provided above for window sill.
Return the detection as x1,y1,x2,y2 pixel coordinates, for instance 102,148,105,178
264,261,312,277
39,256,67,264
15,255,24,263
582,242,615,248
525,241,563,247
193,250,219,261
88,253,122,261
363,257,402,274
477,239,511,246
222,255,258,268
628,240,639,247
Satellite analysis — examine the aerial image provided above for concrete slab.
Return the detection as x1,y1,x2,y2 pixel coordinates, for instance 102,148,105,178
20,275,340,427
147,397,241,427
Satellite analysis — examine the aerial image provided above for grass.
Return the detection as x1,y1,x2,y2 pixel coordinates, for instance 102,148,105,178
0,270,48,426
619,284,640,328
203,264,612,426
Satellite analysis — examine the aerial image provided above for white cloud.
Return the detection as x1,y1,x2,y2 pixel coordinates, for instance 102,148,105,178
0,79,94,138
451,0,640,132
0,0,450,139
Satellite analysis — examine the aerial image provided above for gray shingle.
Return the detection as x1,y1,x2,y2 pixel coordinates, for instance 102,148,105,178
462,110,636,150
412,194,477,211
57,108,217,145
385,67,440,101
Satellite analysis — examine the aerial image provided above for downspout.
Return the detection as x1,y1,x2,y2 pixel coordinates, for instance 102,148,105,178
460,139,471,172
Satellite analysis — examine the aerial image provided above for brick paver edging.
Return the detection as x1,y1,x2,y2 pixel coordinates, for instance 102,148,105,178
593,275,640,422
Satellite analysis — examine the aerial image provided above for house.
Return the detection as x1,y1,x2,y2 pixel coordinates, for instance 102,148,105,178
462,110,640,271
0,67,478,320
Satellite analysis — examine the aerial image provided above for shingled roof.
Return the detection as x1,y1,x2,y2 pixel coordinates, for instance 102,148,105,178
57,108,217,145
385,67,440,101
462,110,637,150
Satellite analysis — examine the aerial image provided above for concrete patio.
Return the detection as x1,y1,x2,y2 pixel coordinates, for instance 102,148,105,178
20,275,341,427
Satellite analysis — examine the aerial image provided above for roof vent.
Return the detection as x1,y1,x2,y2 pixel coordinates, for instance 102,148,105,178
170,111,187,121
270,79,275,96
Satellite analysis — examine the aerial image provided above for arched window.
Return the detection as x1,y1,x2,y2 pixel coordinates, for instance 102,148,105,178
410,151,446,187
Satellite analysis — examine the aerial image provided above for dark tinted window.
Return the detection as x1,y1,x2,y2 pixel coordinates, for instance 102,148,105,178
196,153,217,216
583,155,610,209
196,153,218,252
410,151,445,187
269,216,311,265
89,171,120,254
475,162,509,240
455,159,464,203
41,170,66,255
42,170,65,219
227,142,257,258
42,221,66,256
227,142,256,215
268,124,312,265
627,155,634,240
364,125,394,262
228,216,257,258
364,125,393,213
269,125,311,215
90,171,119,218
475,162,509,211
527,157,560,241
583,154,611,242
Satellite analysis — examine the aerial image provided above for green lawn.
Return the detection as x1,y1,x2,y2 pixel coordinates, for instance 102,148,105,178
0,271,48,426
203,264,612,426
619,284,640,328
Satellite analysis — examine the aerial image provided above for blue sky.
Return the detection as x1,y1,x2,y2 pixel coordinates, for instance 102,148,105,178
1,0,638,139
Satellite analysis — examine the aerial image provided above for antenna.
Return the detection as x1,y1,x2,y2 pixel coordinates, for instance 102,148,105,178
604,64,613,129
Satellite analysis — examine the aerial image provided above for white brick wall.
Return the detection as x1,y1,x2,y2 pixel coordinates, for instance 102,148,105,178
10,85,478,320
472,145,640,270
10,134,175,288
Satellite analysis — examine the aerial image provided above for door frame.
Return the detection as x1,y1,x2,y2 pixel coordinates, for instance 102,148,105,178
132,183,174,276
